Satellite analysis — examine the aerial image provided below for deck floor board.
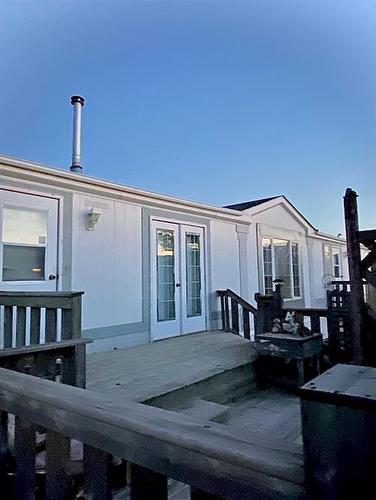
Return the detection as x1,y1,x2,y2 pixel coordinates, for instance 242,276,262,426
87,331,256,402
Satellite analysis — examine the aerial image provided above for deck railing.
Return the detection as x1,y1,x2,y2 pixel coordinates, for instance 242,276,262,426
0,291,84,348
217,289,257,340
218,289,329,340
283,307,328,337
0,367,304,499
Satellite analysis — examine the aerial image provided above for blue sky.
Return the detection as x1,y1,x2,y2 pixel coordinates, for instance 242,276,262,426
0,1,375,234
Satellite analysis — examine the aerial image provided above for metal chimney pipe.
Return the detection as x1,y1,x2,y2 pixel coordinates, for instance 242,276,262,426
70,95,85,173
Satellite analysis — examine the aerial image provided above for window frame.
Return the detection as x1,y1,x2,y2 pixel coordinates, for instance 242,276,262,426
261,237,302,300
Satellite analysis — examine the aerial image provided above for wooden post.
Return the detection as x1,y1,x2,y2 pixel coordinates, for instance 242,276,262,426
83,444,112,500
0,411,8,486
14,417,36,500
45,431,71,500
344,188,365,364
61,344,86,389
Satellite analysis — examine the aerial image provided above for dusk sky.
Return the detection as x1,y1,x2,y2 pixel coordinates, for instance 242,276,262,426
0,1,375,234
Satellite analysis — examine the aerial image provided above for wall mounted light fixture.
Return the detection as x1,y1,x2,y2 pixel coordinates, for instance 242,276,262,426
85,208,102,231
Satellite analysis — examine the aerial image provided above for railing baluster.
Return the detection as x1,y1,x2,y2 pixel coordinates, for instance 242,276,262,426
14,416,36,500
30,307,41,345
219,294,226,331
61,309,73,340
310,312,321,333
231,298,239,334
224,296,230,332
243,308,250,339
4,306,12,348
83,444,112,500
46,431,71,500
130,463,168,500
45,308,57,342
16,306,27,347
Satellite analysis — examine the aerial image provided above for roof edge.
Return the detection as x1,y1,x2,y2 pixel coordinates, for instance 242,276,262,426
0,154,247,220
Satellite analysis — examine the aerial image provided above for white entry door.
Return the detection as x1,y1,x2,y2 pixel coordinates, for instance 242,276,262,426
151,220,206,341
0,190,59,291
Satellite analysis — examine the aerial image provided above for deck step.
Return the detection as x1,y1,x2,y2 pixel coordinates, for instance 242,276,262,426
180,399,229,423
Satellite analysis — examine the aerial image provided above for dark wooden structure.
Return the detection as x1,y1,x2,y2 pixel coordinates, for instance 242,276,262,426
300,364,376,498
343,188,376,365
255,333,322,386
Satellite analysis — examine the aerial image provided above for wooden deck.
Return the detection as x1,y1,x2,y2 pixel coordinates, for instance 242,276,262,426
87,330,256,402
87,330,303,456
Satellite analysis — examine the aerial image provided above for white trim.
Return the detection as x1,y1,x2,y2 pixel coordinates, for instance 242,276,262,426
261,236,302,300
150,217,208,340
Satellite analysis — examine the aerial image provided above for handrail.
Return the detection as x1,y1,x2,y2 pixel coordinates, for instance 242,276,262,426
0,367,304,499
217,289,257,339
218,289,257,315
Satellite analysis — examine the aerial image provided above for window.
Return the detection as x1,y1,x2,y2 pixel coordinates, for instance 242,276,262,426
262,238,301,299
2,206,48,281
332,248,341,279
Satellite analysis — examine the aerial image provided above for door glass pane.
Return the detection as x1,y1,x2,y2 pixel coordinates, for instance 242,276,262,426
273,239,292,298
291,242,301,297
186,233,202,317
3,245,45,281
262,238,273,294
156,229,176,322
3,207,48,245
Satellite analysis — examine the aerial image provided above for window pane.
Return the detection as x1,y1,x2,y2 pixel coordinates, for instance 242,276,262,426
3,207,48,245
186,233,202,317
262,238,273,294
3,245,45,281
291,243,301,297
273,239,292,298
333,251,341,278
156,229,176,322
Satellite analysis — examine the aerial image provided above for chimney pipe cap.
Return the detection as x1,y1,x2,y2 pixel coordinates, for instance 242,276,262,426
71,95,85,106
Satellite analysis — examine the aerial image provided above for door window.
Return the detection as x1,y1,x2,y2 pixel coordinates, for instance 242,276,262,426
2,206,48,281
156,229,176,321
185,233,202,317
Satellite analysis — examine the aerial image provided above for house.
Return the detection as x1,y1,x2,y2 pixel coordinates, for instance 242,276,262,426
0,154,347,352
225,196,349,309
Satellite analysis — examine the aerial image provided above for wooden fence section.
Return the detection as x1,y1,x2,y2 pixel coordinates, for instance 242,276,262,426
0,292,83,348
283,308,328,337
0,367,304,500
217,289,257,340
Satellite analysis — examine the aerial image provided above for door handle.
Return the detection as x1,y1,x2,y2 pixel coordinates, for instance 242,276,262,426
176,283,181,288
48,274,57,280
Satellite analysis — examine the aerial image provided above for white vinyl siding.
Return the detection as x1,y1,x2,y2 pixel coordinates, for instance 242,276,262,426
262,237,301,299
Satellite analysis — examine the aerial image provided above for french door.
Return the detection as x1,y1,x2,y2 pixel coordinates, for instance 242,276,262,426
0,190,59,291
151,220,206,340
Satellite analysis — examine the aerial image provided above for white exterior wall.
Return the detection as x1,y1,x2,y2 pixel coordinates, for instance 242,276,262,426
71,193,143,331
209,220,241,294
